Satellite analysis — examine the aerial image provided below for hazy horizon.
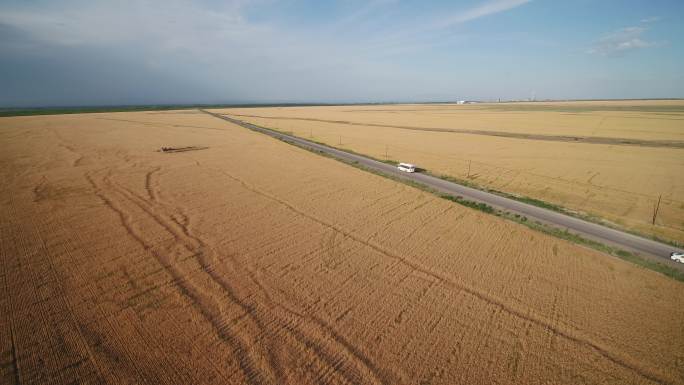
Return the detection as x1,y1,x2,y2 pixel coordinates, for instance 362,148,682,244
2,0,683,108
5,98,684,111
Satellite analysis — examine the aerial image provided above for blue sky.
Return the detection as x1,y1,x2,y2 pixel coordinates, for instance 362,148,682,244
0,0,682,107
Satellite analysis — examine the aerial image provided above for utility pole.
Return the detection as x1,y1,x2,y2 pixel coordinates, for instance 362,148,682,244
339,135,342,145
467,160,471,178
652,194,662,225
385,145,388,160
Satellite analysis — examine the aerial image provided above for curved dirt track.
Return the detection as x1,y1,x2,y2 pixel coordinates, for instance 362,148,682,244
1,111,683,385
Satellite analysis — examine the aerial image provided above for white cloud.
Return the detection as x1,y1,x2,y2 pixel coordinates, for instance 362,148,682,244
361,0,531,56
588,26,658,56
432,0,532,29
640,16,661,24
0,0,253,47
0,0,411,103
0,0,532,60
0,0,540,104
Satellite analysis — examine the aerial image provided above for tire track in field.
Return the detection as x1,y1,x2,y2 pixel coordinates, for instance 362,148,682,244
107,173,284,385
398,206,459,253
21,144,154,383
136,168,392,385
2,189,109,384
44,169,204,385
49,127,85,167
223,113,684,149
29,217,110,384
89,166,391,385
203,164,674,385
85,171,275,385
95,117,227,132
144,167,161,202
115,182,289,385
363,198,435,245
8,314,21,385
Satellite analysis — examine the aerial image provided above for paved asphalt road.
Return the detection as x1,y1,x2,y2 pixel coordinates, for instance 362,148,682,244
202,110,684,268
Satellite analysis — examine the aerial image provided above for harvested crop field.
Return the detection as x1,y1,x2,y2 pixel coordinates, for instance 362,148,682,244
1,110,683,385
213,100,684,243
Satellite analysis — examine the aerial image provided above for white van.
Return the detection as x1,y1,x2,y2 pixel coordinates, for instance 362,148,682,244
397,163,416,173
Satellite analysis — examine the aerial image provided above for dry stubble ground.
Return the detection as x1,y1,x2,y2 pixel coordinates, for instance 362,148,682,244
215,101,684,243
1,110,683,385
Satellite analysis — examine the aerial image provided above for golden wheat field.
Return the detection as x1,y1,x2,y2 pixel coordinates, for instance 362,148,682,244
214,100,684,243
1,110,683,385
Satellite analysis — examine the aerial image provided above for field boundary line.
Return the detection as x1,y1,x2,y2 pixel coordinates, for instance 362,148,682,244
226,112,684,149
